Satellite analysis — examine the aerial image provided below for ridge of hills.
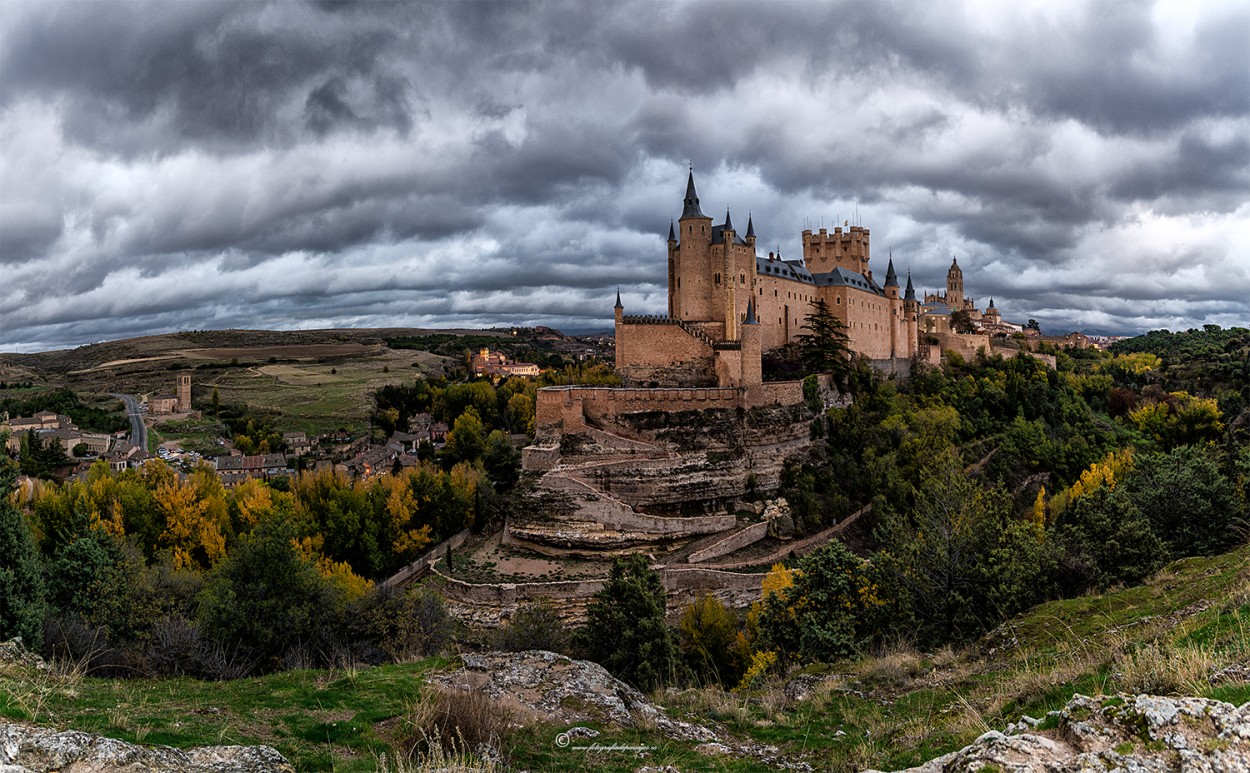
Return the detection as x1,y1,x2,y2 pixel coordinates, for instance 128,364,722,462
3,537,1247,771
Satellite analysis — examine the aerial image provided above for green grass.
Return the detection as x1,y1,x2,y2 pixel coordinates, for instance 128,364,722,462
0,661,445,772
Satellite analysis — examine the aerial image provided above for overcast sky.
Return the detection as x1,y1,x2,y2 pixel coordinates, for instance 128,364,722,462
2,0,1248,353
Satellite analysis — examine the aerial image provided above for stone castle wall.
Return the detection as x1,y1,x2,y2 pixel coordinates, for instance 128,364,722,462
427,565,765,627
615,319,716,387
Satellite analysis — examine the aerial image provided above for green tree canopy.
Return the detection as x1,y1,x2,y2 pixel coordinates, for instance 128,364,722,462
0,457,46,647
576,554,681,690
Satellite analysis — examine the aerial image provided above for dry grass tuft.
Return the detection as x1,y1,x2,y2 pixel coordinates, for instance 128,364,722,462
665,685,752,727
376,738,499,773
857,647,924,686
401,687,513,761
1114,643,1216,695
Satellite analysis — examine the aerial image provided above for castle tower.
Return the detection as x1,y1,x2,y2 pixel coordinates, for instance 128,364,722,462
883,258,900,300
672,170,714,322
946,257,964,308
801,224,870,275
883,258,901,358
614,289,624,370
666,221,677,317
177,374,192,412
740,296,762,388
904,270,920,358
722,209,738,342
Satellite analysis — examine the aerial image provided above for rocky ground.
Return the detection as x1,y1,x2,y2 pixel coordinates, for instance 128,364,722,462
1,641,294,773
433,649,810,770
869,692,1250,773
0,723,294,772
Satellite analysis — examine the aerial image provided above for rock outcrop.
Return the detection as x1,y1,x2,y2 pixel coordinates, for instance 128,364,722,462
0,723,294,773
433,649,721,742
432,650,807,769
870,692,1250,772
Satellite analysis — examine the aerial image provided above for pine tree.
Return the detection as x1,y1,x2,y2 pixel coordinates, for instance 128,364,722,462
576,554,681,690
795,299,852,388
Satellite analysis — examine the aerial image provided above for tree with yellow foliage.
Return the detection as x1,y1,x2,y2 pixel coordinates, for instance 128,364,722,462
155,475,227,570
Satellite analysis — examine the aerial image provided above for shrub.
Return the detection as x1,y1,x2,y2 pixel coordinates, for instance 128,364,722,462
678,594,742,686
1054,486,1167,590
756,539,879,664
493,598,569,654
146,615,203,676
196,520,343,671
357,585,455,662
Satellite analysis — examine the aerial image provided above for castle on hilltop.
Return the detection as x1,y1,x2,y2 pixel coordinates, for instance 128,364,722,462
615,171,1021,388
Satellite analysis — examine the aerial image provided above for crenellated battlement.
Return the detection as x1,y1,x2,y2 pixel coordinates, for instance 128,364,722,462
800,225,871,275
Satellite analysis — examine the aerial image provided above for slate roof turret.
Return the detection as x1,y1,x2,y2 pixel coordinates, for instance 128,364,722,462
745,214,755,239
904,271,916,301
682,169,707,219
884,258,899,287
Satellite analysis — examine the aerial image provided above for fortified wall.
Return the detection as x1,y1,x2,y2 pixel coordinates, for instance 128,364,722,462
516,376,844,554
425,565,767,628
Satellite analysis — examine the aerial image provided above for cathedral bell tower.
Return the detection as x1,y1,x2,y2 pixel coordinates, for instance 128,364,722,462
947,257,964,308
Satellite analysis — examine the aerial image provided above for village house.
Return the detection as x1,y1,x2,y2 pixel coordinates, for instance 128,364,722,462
213,453,289,488
283,431,315,456
2,412,112,456
471,348,541,379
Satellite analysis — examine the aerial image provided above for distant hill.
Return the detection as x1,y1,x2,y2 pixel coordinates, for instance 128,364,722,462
1110,325,1250,402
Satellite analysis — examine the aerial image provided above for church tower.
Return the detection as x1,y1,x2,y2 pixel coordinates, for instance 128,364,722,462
177,374,192,413
946,257,964,308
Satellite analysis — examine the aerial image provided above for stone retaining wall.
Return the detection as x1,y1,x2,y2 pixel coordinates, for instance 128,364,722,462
687,521,770,564
379,528,472,589
427,565,765,627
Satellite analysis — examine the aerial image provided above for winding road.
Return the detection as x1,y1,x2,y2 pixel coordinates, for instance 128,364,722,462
113,393,148,451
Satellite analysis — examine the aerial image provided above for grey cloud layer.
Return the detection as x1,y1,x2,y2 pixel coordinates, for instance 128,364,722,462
1,0,1247,352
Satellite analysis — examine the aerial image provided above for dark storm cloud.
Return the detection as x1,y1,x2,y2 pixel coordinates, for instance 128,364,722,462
1,0,1247,352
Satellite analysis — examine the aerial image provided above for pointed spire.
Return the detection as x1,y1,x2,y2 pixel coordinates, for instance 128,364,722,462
744,296,758,325
904,271,916,301
988,297,996,309
724,209,734,232
884,258,899,287
614,288,623,310
667,220,676,242
745,213,755,239
681,168,706,219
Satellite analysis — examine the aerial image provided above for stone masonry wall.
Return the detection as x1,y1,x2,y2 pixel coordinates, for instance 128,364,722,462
616,320,716,387
427,565,765,627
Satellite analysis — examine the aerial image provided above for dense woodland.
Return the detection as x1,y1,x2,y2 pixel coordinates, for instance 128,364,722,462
1,327,1248,693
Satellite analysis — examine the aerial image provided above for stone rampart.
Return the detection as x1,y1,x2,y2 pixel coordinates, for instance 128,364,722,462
616,319,716,387
426,565,765,627
991,345,1056,369
687,521,770,564
379,528,472,590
